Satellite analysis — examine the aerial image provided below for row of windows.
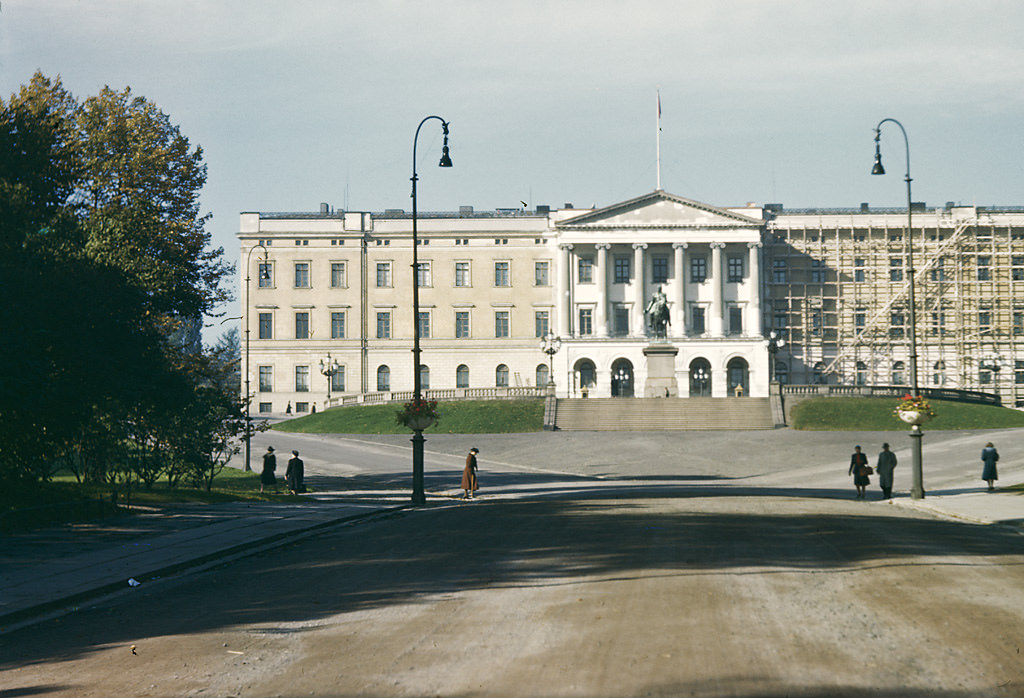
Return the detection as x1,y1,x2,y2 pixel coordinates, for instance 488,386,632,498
771,308,1024,338
576,254,747,284
784,360,1024,387
259,363,552,393
258,260,555,290
257,310,554,340
771,256,1024,284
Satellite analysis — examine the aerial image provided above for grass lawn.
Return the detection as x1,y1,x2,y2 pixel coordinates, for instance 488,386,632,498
273,399,545,434
0,467,302,533
791,397,1024,431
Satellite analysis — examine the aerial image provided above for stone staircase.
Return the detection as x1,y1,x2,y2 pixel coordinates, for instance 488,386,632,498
551,397,776,431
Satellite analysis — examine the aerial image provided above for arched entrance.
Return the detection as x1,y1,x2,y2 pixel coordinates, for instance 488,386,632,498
574,358,596,396
610,358,634,397
727,357,749,396
689,357,711,397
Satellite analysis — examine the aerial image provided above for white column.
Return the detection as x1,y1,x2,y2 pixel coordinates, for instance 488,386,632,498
558,244,573,336
595,243,610,337
632,243,647,337
673,242,687,337
710,242,725,337
747,242,762,337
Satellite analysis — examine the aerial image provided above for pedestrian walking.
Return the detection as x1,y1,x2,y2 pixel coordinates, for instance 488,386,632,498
981,442,1000,491
462,447,479,499
285,401,292,415
260,446,277,493
849,445,870,499
876,442,897,499
286,449,305,495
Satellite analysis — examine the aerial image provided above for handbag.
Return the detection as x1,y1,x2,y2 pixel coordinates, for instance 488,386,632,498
859,466,874,476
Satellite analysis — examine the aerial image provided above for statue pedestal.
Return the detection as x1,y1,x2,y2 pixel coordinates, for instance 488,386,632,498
643,344,679,397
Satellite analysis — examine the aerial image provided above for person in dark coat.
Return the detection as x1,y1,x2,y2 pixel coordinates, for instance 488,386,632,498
462,447,479,499
286,450,305,495
849,445,870,499
981,442,1000,491
260,446,277,493
876,442,898,499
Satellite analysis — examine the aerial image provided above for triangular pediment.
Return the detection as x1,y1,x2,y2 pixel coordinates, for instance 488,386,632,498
557,190,762,230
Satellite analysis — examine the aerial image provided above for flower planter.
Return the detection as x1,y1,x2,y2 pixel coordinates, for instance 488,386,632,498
897,409,931,426
404,414,436,430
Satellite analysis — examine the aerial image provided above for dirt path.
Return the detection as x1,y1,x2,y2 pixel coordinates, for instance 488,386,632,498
4,494,1024,696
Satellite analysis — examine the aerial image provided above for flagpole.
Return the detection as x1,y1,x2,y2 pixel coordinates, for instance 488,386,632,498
656,89,662,190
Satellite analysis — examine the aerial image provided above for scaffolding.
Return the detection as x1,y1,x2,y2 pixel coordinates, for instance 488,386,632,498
765,207,1024,407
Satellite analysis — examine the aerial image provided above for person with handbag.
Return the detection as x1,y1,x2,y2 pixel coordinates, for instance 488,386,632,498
849,445,871,499
981,442,1000,491
462,447,479,500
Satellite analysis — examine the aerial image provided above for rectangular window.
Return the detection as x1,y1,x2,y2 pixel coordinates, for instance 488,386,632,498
535,310,549,338
1013,256,1024,281
535,261,550,286
652,257,669,284
417,311,430,339
258,312,273,339
578,308,593,335
614,257,631,284
773,313,787,331
331,311,345,339
931,311,946,336
258,262,273,288
729,306,743,334
294,262,310,288
416,261,431,287
295,312,309,339
376,262,392,288
931,258,946,282
455,261,471,287
890,311,905,338
692,306,706,334
977,256,991,281
890,258,903,282
771,259,787,283
330,366,345,393
854,259,865,283
1014,309,1024,336
494,261,510,287
811,309,822,337
728,255,744,283
979,309,992,331
1016,360,1024,385
376,311,391,339
455,311,470,338
854,309,866,330
614,306,629,336
809,259,824,284
295,402,309,413
259,402,272,414
331,262,346,288
258,366,273,392
578,257,594,283
691,256,707,283
295,366,309,392
495,311,510,338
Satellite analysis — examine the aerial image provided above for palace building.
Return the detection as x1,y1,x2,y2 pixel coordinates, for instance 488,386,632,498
239,190,1024,413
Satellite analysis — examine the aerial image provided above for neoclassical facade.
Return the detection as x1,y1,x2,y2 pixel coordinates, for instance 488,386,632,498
239,190,1024,413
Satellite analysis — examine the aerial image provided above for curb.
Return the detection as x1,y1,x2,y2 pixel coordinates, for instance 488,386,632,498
0,503,412,630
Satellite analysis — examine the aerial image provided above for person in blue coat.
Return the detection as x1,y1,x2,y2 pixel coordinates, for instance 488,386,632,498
981,442,1000,491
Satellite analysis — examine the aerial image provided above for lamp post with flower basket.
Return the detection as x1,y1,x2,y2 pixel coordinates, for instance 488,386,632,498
894,394,933,499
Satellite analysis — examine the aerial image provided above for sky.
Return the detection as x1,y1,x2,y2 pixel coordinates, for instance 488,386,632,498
3,0,1023,341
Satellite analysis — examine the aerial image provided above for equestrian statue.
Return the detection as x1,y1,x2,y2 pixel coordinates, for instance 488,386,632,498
645,286,670,339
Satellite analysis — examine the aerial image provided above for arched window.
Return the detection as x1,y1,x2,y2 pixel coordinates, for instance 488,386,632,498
892,361,905,385
536,363,549,387
855,361,867,386
456,364,469,389
495,364,509,387
376,365,390,392
419,364,430,390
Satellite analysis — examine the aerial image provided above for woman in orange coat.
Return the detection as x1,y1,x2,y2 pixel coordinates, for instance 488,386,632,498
462,447,479,499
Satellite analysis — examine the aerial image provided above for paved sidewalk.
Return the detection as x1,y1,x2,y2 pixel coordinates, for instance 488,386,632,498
0,491,410,629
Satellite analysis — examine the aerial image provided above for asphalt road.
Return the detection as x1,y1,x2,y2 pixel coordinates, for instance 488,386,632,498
4,428,1024,697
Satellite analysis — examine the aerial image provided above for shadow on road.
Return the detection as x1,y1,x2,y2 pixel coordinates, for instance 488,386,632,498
4,491,1024,678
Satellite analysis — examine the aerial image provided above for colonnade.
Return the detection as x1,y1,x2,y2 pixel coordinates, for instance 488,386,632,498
557,240,763,339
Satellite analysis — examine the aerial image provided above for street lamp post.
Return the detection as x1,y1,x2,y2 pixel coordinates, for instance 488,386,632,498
319,352,340,407
767,330,786,383
539,331,562,394
873,117,924,499
694,367,708,397
410,115,453,506
243,243,270,472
